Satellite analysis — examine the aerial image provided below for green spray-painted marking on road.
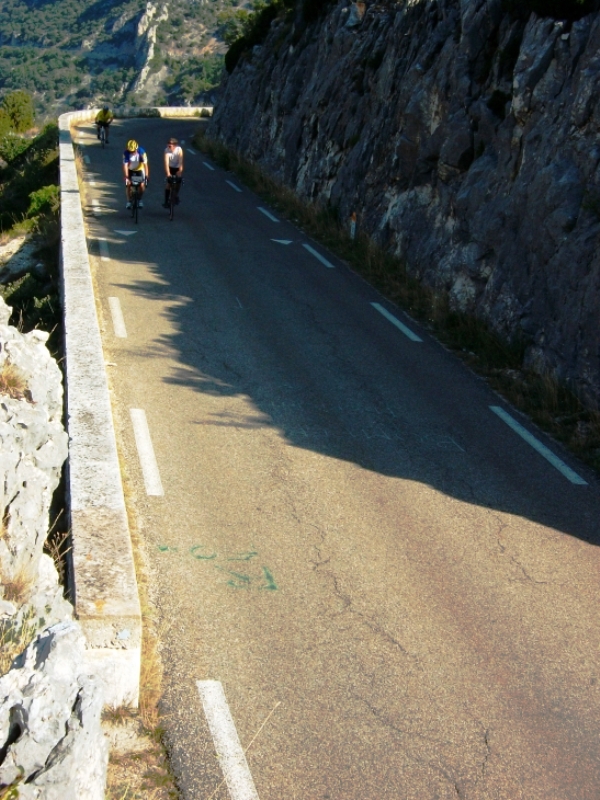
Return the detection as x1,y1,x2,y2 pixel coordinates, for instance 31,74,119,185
259,566,277,591
227,549,258,562
158,543,278,590
215,565,252,589
190,544,217,560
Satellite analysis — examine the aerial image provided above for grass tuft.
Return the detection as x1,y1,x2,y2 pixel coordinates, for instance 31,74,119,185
0,360,29,400
2,567,33,605
0,607,37,676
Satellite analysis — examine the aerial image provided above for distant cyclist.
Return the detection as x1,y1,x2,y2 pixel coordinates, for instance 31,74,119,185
123,139,149,209
163,137,184,208
95,106,114,143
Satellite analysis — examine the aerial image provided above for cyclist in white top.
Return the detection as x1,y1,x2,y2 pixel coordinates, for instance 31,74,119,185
163,137,184,208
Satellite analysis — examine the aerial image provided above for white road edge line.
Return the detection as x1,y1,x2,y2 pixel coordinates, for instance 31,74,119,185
203,161,215,170
108,297,127,338
258,206,279,222
490,405,588,485
196,680,260,800
91,199,100,217
98,239,110,262
226,180,242,192
129,409,164,496
302,243,335,269
371,302,422,342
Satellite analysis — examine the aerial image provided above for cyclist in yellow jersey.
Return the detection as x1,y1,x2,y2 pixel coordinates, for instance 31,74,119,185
95,106,114,143
123,139,149,209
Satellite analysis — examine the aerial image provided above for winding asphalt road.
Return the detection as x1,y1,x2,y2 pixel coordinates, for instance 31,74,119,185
78,117,600,800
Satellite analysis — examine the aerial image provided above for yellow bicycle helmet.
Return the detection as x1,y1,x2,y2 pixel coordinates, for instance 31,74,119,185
126,139,138,152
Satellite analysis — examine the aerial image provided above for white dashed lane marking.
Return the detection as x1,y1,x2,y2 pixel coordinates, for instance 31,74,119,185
98,239,110,262
490,405,587,485
258,207,279,222
302,243,335,269
203,161,215,170
196,680,260,800
226,180,242,193
130,409,164,496
371,302,422,342
108,297,127,339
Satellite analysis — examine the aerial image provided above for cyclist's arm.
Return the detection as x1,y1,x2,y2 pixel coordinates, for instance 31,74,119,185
164,151,170,177
143,154,149,179
178,148,184,174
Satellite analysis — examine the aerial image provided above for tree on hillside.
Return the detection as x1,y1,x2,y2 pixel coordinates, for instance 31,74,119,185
2,90,35,133
0,109,12,138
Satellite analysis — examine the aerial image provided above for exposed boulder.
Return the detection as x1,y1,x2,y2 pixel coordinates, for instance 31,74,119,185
0,621,107,799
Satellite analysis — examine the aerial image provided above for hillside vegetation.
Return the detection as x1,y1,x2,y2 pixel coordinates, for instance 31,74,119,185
0,0,246,117
0,92,61,353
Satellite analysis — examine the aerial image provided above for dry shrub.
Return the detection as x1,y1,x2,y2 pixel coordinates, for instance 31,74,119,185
43,530,71,587
0,361,28,400
2,567,33,604
0,607,37,676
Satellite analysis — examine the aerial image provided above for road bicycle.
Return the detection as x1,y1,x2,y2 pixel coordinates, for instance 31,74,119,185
129,173,145,224
98,124,108,148
166,174,182,221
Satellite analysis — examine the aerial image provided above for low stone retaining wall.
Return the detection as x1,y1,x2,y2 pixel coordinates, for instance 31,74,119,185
59,106,210,708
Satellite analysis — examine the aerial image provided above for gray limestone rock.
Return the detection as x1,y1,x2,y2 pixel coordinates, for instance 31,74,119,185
211,0,600,402
0,296,68,591
0,621,108,799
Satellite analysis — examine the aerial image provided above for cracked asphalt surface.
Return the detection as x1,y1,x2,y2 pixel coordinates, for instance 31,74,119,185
81,118,600,799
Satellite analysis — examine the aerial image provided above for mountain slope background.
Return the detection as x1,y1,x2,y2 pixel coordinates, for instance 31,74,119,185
0,0,240,116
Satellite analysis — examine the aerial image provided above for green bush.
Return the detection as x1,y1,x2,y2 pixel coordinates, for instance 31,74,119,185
225,0,296,73
0,133,29,163
0,109,11,138
27,185,59,217
2,90,34,133
0,124,59,232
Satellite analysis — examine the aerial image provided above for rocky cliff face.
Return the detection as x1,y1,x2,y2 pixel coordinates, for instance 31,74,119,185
0,297,107,797
210,0,600,403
